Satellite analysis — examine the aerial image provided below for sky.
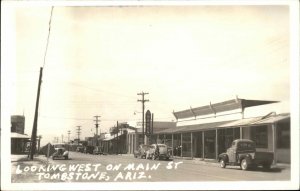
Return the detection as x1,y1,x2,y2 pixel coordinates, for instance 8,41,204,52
3,4,291,146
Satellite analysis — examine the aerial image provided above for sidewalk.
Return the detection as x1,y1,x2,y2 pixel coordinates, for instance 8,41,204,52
11,154,49,164
118,153,290,169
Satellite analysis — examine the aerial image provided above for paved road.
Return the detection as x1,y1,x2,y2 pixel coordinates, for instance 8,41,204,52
12,152,290,183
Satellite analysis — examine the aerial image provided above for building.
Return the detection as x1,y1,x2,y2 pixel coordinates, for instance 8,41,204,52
153,98,290,164
11,115,30,154
126,121,176,154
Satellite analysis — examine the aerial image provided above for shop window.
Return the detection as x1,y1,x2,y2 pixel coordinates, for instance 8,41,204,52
250,126,268,148
277,122,290,149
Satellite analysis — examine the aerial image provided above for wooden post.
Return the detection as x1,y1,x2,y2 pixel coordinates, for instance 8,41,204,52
240,127,243,139
215,129,218,160
202,131,205,160
191,132,193,159
181,133,183,157
272,124,277,164
30,67,43,160
172,134,174,157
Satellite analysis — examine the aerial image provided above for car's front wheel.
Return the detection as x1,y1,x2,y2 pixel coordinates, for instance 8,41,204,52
241,159,249,170
220,159,226,168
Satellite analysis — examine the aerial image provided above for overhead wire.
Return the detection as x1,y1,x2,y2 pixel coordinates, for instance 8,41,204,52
42,6,54,68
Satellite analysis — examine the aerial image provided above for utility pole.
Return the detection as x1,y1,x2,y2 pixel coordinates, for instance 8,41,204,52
117,121,119,154
30,67,43,160
137,92,149,145
94,115,101,146
76,126,81,145
68,130,71,144
61,134,64,143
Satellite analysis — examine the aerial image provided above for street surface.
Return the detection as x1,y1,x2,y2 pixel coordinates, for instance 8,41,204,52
11,152,290,183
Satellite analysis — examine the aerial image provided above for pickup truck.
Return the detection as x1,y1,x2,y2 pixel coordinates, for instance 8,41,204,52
218,139,274,170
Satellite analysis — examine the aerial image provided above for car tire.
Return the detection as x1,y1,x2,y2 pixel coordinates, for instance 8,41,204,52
220,159,226,168
241,159,249,170
152,155,156,160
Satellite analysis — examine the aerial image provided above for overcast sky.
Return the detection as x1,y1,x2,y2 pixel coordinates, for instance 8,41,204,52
4,5,291,146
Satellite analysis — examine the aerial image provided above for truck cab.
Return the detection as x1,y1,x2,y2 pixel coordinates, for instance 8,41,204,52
218,139,273,170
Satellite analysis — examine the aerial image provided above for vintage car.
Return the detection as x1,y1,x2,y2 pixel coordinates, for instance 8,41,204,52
134,144,151,159
84,146,95,154
76,146,84,152
147,144,170,160
52,148,69,160
218,139,274,170
93,146,103,155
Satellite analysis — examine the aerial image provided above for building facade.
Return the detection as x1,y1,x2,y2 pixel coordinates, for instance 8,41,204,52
154,98,290,164
11,115,30,154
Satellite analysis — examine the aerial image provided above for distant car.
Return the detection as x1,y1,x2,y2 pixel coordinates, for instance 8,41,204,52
76,146,84,152
134,144,151,159
93,146,103,155
52,148,69,160
147,144,170,160
84,146,94,154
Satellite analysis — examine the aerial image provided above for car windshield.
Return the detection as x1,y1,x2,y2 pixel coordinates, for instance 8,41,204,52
158,145,166,148
238,142,254,149
142,145,150,149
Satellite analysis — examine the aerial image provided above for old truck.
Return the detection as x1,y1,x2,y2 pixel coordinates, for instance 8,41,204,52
218,139,274,170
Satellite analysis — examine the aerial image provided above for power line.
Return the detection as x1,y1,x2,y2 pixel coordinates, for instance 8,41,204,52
43,6,54,68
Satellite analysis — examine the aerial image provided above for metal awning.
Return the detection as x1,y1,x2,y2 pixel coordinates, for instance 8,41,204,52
219,113,290,127
173,98,279,120
157,113,290,134
157,120,235,134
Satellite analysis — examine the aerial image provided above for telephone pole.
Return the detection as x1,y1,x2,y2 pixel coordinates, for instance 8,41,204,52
76,126,81,145
30,67,43,160
137,92,149,144
68,130,71,144
94,115,101,146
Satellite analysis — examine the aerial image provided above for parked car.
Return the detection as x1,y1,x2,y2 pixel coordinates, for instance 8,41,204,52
93,146,103,155
76,146,84,152
84,146,94,154
218,139,274,170
52,148,69,160
147,144,170,160
134,144,151,159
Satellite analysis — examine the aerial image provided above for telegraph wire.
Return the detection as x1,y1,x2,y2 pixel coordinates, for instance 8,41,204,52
43,6,54,68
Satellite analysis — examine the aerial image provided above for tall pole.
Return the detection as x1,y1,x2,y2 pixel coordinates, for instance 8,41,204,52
137,92,149,144
68,130,70,144
76,126,81,145
94,115,101,146
30,67,43,160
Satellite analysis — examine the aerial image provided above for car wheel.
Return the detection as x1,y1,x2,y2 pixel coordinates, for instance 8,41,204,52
152,155,156,160
220,159,226,168
241,159,249,170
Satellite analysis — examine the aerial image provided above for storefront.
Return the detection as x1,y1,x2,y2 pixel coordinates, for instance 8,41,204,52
156,113,290,163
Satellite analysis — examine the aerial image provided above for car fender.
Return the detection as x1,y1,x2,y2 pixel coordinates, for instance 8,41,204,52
218,153,229,163
238,154,252,164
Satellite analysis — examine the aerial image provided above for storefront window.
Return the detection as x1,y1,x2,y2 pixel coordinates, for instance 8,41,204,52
277,122,290,149
204,130,216,159
192,132,202,158
182,133,191,157
251,125,268,148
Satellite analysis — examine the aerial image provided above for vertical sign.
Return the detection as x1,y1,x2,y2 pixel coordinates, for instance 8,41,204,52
145,110,151,137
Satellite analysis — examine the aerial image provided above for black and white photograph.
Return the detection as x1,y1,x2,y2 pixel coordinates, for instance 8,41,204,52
1,0,299,190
